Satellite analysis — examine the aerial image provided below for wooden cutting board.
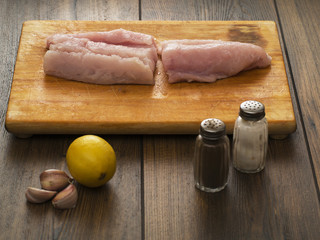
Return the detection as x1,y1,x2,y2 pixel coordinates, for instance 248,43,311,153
5,20,296,136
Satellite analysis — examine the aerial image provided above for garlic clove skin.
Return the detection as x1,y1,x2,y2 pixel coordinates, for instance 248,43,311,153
52,184,78,209
25,187,57,203
40,169,73,191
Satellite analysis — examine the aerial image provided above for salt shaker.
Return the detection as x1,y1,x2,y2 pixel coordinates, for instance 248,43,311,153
193,118,230,193
232,100,268,173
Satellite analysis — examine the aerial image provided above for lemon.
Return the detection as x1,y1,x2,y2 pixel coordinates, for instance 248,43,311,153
66,135,116,188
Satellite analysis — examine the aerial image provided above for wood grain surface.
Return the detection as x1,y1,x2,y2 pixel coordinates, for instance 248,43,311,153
276,0,320,192
142,0,320,239
1,0,320,240
5,20,296,135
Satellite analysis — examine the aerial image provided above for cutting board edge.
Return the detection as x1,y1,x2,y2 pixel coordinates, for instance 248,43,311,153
22,19,277,26
5,119,297,136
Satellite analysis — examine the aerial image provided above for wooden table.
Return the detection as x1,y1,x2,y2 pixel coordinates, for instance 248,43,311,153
1,0,319,239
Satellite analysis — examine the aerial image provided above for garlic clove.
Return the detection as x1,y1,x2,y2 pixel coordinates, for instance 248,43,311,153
25,187,57,203
52,184,78,209
40,169,73,191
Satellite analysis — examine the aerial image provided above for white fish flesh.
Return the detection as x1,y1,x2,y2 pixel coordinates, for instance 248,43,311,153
44,29,158,85
160,39,272,83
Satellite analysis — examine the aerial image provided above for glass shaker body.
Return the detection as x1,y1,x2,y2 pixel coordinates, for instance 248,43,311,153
193,119,230,193
232,101,268,173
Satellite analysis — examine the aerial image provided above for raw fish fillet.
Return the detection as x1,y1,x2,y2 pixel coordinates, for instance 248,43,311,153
160,39,272,83
44,29,158,85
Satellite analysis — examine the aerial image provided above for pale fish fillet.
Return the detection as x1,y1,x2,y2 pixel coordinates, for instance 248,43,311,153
47,29,156,48
160,39,272,83
44,29,158,85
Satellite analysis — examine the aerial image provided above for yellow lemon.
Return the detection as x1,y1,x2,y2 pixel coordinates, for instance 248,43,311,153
66,135,116,188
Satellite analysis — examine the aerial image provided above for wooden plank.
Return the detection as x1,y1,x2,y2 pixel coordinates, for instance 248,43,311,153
0,135,142,239
143,134,320,239
142,0,320,239
5,20,296,135
0,0,142,239
275,0,320,192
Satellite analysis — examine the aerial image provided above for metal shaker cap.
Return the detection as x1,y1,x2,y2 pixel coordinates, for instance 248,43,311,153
239,100,265,121
200,118,226,140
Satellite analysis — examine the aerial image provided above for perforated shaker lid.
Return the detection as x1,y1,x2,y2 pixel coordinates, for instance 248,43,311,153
239,100,265,121
200,118,226,140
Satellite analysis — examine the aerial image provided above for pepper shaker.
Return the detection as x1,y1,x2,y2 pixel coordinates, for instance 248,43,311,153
232,100,268,173
193,118,230,193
